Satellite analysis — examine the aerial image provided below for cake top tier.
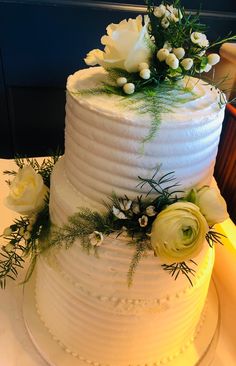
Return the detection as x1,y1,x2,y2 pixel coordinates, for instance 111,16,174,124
67,66,222,128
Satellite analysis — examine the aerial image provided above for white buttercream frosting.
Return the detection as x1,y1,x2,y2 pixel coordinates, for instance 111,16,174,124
64,67,224,205
35,158,214,365
35,67,224,365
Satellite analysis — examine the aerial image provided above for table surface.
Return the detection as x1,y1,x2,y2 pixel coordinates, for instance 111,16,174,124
0,158,236,366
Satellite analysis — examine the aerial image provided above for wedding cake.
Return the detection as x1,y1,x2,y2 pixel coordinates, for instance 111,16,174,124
35,66,223,365
1,1,232,365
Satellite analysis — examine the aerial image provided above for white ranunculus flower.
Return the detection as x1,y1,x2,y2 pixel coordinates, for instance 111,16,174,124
5,166,48,215
85,16,152,73
195,186,229,226
151,202,208,263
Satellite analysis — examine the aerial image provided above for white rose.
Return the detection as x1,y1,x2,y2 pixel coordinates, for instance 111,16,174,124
84,49,104,66
151,202,208,263
5,166,48,215
138,62,149,71
85,16,152,73
195,186,229,225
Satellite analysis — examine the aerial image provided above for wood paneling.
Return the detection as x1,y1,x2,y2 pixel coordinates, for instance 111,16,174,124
214,104,236,223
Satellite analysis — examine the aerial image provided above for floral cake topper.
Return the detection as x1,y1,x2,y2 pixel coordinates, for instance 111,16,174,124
84,0,236,95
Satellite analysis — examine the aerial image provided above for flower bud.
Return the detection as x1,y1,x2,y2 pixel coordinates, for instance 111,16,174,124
163,41,172,52
166,53,179,69
161,17,170,29
140,68,151,80
139,215,148,227
117,77,127,87
204,64,212,73
207,53,220,66
154,4,166,18
157,48,169,61
173,47,185,60
89,231,104,247
123,83,135,95
181,58,194,70
138,62,149,71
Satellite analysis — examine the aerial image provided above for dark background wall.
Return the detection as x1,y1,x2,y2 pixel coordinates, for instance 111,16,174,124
0,0,236,158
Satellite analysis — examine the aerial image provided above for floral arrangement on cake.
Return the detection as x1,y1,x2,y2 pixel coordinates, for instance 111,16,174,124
84,0,236,96
81,0,236,143
0,156,228,288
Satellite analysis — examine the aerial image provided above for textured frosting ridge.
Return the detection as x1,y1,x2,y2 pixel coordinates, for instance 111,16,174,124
64,67,224,205
35,66,224,365
36,158,214,365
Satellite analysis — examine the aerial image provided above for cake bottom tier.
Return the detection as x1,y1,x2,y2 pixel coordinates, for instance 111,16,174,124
34,232,215,366
33,157,216,365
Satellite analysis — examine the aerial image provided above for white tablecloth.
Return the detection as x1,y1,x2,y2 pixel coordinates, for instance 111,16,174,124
0,158,235,366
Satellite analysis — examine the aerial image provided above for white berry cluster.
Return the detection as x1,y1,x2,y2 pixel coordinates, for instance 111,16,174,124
116,62,151,94
156,35,220,74
154,4,182,28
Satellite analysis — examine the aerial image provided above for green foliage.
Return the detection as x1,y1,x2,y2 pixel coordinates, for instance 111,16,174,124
162,260,197,286
0,154,58,288
3,150,61,188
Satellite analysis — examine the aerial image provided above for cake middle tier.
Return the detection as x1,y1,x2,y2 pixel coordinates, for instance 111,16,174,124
64,67,225,205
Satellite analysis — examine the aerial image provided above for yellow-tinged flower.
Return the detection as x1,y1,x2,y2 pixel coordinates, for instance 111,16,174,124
84,16,152,73
151,202,208,263
5,166,48,216
195,186,229,226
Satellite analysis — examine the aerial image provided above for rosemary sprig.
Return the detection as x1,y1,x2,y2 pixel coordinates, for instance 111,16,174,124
162,260,197,286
